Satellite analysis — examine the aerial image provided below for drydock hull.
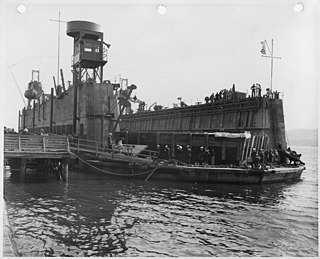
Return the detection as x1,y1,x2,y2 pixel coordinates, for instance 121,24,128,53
77,156,305,184
149,165,305,184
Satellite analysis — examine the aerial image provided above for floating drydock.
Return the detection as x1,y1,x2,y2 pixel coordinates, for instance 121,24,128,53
17,20,305,183
117,94,287,165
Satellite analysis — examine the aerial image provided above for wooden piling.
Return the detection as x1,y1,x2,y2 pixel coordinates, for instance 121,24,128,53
61,159,69,182
19,158,27,181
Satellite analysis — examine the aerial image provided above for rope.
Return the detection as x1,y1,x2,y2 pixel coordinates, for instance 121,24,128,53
144,166,159,182
4,182,32,198
75,154,156,177
7,63,27,107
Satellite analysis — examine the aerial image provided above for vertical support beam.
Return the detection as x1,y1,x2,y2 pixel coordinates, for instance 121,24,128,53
61,159,69,182
248,135,256,158
32,100,36,133
50,88,54,133
22,107,26,130
38,100,41,121
101,117,104,143
156,132,160,146
221,141,226,161
18,135,21,152
244,137,251,160
18,110,21,132
100,65,103,83
260,136,265,150
137,132,140,145
43,95,46,120
77,138,79,153
236,141,242,161
241,139,248,161
73,66,79,135
60,69,66,93
171,133,175,158
66,136,70,152
20,158,27,180
53,76,58,95
205,133,209,148
220,109,224,130
43,136,46,152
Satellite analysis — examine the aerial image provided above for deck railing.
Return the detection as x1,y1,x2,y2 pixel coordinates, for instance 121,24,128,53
68,137,158,160
4,134,70,153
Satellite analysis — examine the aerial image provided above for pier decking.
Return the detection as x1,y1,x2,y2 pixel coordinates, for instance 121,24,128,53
4,134,70,159
4,134,71,181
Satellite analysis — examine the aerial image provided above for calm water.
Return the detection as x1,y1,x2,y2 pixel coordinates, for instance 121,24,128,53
4,146,318,257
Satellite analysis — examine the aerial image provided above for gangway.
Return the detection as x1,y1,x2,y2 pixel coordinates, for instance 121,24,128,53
68,137,158,162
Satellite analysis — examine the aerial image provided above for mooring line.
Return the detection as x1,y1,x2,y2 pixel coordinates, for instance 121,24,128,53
144,166,159,182
4,182,33,198
75,155,156,177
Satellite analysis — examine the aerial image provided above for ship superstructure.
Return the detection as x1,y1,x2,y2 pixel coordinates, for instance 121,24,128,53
20,21,122,143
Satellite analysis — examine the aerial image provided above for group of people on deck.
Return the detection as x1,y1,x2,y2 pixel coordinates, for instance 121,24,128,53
157,145,216,166
203,83,281,104
250,144,304,169
250,83,280,99
205,84,236,104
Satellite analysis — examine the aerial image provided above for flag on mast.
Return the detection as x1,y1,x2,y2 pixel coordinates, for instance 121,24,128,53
260,41,266,54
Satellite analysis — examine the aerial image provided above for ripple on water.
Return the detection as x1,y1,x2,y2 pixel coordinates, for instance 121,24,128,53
4,150,318,257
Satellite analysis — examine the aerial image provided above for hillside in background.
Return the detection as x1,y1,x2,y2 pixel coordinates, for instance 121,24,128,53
287,129,318,147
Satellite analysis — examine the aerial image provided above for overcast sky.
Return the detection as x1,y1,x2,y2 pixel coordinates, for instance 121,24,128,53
2,0,319,131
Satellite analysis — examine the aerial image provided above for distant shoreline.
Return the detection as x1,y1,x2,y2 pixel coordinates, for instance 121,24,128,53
287,129,318,148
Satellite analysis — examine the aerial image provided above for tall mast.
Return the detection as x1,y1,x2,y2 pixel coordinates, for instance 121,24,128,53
50,12,66,85
261,39,281,92
57,11,61,84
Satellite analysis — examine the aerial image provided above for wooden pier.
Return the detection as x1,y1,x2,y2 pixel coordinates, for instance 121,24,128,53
4,134,71,181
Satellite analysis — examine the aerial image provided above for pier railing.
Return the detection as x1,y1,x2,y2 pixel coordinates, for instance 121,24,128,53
68,137,158,160
4,134,70,153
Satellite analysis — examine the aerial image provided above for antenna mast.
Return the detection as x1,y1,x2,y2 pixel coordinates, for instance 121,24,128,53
49,12,67,85
261,39,282,92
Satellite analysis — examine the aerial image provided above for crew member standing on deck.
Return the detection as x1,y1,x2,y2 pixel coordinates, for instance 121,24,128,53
176,145,183,162
256,83,262,97
251,147,259,168
198,146,205,165
210,148,216,165
156,145,161,161
164,145,171,160
118,138,124,153
205,147,211,165
251,84,256,97
186,145,192,164
107,133,114,152
258,148,265,165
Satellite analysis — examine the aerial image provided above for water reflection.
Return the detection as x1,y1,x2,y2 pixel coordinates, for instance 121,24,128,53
4,165,317,257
